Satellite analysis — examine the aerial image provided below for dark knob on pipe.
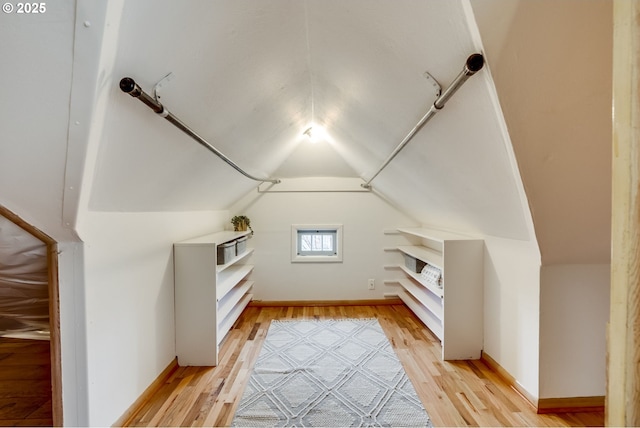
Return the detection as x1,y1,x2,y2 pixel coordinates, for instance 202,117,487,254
119,77,137,93
466,54,484,73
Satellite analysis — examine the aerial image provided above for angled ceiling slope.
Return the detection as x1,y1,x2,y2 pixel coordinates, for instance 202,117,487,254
87,0,531,239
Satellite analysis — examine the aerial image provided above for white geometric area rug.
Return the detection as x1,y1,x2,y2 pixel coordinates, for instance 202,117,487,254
231,318,432,427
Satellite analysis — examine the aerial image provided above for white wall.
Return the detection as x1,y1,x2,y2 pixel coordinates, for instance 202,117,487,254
230,178,418,301
0,0,77,241
469,0,612,266
66,2,237,423
482,243,610,402
57,242,90,426
483,235,541,399
79,210,227,426
539,264,610,398
469,0,612,402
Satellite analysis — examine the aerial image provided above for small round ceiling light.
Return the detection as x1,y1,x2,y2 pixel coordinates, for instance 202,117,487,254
303,125,325,143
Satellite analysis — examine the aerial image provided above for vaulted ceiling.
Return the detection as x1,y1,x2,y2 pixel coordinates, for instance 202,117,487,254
86,0,532,240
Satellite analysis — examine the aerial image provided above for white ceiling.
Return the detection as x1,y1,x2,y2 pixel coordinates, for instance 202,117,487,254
87,0,531,239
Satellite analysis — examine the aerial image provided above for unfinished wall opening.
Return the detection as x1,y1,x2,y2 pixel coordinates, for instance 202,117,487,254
0,206,61,426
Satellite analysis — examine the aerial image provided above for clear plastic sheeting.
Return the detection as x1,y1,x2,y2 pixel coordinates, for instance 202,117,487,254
0,215,49,339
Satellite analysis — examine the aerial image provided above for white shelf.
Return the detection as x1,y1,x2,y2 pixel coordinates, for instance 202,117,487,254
218,265,254,298
175,230,251,245
217,248,254,273
386,227,483,360
174,231,254,366
397,278,443,319
397,289,443,340
383,229,402,235
397,245,443,269
387,279,443,320
218,280,254,324
398,265,444,298
397,227,476,242
218,293,253,345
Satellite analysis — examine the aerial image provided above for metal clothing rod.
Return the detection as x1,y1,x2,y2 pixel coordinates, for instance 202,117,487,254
119,77,281,185
361,53,485,189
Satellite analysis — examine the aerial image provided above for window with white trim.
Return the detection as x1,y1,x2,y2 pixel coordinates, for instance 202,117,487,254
291,225,343,263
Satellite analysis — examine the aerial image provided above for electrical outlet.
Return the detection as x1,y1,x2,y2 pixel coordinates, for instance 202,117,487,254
368,279,375,290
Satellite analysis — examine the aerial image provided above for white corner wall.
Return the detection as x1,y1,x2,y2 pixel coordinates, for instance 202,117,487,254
79,210,227,426
469,0,612,403
482,236,541,399
230,178,418,301
56,241,89,426
0,0,77,241
468,0,612,266
68,8,237,420
539,264,610,398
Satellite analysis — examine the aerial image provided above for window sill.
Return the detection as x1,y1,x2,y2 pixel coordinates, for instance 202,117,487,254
291,255,343,263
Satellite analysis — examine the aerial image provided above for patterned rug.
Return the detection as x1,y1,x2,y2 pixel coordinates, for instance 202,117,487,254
231,318,432,427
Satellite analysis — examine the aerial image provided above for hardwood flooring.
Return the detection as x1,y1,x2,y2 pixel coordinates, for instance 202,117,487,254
0,337,52,426
124,304,604,427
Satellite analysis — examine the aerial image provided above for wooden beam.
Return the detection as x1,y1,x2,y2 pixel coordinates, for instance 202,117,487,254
47,243,63,427
0,206,54,245
610,1,640,425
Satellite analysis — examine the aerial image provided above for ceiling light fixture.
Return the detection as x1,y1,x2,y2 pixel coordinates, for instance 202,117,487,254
303,125,325,143
303,126,317,143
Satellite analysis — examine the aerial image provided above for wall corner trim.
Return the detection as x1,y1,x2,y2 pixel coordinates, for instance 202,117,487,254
480,351,604,414
537,397,605,414
249,299,403,307
480,351,538,410
112,357,179,427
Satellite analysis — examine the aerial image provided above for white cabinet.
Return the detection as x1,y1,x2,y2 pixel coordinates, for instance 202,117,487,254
174,231,253,366
386,227,483,360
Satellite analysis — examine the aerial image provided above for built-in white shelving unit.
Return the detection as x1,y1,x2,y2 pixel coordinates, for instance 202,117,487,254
174,231,253,366
386,227,483,360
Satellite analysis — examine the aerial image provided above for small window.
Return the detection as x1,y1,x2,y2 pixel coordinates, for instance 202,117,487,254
292,225,343,263
298,229,336,256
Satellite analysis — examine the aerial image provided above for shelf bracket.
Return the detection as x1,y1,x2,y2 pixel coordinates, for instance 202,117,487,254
153,72,174,102
423,71,442,99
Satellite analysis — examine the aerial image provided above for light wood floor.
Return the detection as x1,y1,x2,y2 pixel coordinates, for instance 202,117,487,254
0,337,53,426
124,304,604,427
